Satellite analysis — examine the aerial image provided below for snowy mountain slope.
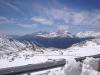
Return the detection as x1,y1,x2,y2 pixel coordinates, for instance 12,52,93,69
1,32,100,75
0,33,44,59
76,31,100,38
36,30,74,38
0,32,99,56
1,36,100,68
63,39,100,57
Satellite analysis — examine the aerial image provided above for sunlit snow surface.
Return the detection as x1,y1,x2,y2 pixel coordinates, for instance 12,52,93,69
1,33,100,75
1,42,100,75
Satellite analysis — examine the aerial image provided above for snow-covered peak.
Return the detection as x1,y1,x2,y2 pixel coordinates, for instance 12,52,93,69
36,30,73,38
0,33,26,54
36,32,58,38
76,31,100,38
0,33,44,58
59,30,73,37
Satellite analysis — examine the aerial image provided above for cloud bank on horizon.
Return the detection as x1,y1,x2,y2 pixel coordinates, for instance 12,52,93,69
0,0,100,35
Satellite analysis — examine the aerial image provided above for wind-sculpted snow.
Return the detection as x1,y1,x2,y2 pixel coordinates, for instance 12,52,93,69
40,58,100,75
63,59,82,75
81,57,100,75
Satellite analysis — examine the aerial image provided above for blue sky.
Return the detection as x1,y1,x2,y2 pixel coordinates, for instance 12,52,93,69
0,0,100,35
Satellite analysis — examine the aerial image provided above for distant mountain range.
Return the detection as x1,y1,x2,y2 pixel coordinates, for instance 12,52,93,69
76,31,100,38
0,30,100,60
13,31,98,48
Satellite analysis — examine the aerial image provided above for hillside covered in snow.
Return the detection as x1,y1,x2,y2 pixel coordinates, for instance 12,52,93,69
76,31,100,38
0,31,100,75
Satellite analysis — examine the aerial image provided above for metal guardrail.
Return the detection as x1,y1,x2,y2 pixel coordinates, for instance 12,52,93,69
0,54,100,75
75,54,100,62
0,59,66,75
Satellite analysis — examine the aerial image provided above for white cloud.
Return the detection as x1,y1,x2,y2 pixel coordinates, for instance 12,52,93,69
0,16,14,24
89,12,100,25
51,8,72,23
57,25,69,31
72,12,85,25
17,24,31,28
1,0,25,16
17,24,36,28
31,17,53,25
48,8,100,26
30,7,100,30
